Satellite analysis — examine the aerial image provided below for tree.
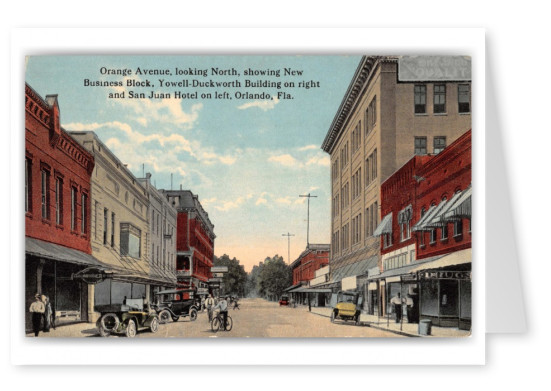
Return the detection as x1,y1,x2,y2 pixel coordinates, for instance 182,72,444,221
213,254,248,297
256,255,292,301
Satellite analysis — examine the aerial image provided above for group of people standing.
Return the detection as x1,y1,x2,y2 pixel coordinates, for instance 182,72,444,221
29,293,54,337
390,292,419,324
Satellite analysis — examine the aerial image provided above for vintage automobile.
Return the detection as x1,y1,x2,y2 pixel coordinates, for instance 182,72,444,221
279,295,289,306
153,289,201,324
95,298,159,338
330,290,361,325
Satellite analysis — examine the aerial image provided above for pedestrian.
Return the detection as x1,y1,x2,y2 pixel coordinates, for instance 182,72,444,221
308,295,311,312
205,293,215,323
29,293,45,337
42,295,54,332
390,292,403,323
405,293,414,323
233,297,240,310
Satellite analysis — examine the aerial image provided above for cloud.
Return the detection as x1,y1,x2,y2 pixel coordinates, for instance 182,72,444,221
276,197,292,205
213,196,247,212
298,145,318,151
268,154,298,167
237,97,280,111
306,154,330,167
255,197,268,206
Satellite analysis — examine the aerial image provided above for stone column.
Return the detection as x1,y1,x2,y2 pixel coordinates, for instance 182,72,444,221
88,283,99,323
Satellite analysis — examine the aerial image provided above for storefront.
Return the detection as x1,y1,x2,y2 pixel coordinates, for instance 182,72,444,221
25,237,105,331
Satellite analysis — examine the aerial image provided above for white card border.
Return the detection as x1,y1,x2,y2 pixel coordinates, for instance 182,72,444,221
10,27,486,365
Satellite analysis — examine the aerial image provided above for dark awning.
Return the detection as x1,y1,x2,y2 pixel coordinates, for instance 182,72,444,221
25,237,104,268
291,287,333,293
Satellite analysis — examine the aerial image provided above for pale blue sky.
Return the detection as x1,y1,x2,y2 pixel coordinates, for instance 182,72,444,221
26,55,361,271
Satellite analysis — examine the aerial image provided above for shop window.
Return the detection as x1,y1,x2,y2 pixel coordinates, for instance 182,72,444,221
458,84,471,113
420,279,439,316
433,84,446,113
440,279,459,316
414,85,427,113
460,280,472,319
414,137,427,155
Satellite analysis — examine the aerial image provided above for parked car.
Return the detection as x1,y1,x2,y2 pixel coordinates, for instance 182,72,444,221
153,289,200,323
330,291,361,325
279,295,289,306
95,298,159,338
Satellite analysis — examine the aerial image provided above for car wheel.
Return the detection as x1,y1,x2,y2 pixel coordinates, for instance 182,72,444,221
100,313,120,331
189,309,198,321
159,310,171,324
98,326,111,337
331,311,336,323
172,316,180,322
150,317,159,333
125,319,137,338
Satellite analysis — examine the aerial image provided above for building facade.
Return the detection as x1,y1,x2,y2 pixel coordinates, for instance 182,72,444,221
137,173,178,296
161,190,216,294
373,129,472,329
25,84,98,330
321,56,472,301
70,131,173,322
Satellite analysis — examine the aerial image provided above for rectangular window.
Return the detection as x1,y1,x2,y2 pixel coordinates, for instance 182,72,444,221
25,158,32,213
365,157,370,185
120,223,141,259
458,84,471,113
434,136,446,154
372,149,377,180
71,186,77,231
94,201,99,240
433,84,446,113
414,137,427,155
441,225,448,240
55,177,63,225
454,219,463,237
103,208,108,245
41,169,50,220
430,229,437,244
81,193,87,234
111,212,115,247
414,85,427,113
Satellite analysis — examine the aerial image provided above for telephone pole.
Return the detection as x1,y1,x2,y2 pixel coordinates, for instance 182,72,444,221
282,232,295,265
299,193,317,247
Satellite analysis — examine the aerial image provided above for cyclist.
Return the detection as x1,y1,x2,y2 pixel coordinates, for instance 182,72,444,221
213,296,229,330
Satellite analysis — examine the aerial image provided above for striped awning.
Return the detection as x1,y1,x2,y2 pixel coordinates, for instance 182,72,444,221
444,185,472,220
373,212,392,237
413,200,448,232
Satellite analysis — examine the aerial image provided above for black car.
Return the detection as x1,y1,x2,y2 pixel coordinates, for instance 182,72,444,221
153,289,201,323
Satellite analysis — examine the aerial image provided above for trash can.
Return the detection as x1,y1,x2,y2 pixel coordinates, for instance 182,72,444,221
418,319,432,336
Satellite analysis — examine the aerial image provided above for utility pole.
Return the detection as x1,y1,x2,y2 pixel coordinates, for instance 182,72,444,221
299,193,317,247
282,232,295,265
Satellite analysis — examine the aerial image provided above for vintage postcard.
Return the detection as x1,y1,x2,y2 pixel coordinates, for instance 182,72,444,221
24,54,472,339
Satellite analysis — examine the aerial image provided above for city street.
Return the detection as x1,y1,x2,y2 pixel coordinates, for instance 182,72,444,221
30,298,402,338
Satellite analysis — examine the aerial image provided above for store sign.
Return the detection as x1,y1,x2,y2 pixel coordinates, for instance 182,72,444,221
401,274,418,282
211,266,228,273
398,56,471,81
420,271,471,280
72,267,108,284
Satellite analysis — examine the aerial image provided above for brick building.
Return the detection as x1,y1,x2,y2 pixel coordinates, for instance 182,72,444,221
372,129,472,329
161,190,216,294
25,83,99,330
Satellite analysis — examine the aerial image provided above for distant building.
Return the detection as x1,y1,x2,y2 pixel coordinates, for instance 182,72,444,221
161,190,216,294
321,55,472,299
25,83,97,330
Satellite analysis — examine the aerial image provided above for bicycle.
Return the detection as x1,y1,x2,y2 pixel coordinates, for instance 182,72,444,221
211,311,233,333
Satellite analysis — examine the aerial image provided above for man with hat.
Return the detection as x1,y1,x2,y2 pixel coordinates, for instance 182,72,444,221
29,293,45,337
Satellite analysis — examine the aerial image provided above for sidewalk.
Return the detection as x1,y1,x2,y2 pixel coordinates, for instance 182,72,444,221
25,322,99,338
307,306,471,338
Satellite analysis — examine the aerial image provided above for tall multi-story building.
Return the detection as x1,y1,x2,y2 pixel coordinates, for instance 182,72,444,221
70,131,174,321
25,84,98,331
161,190,216,294
137,173,178,295
321,56,472,299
